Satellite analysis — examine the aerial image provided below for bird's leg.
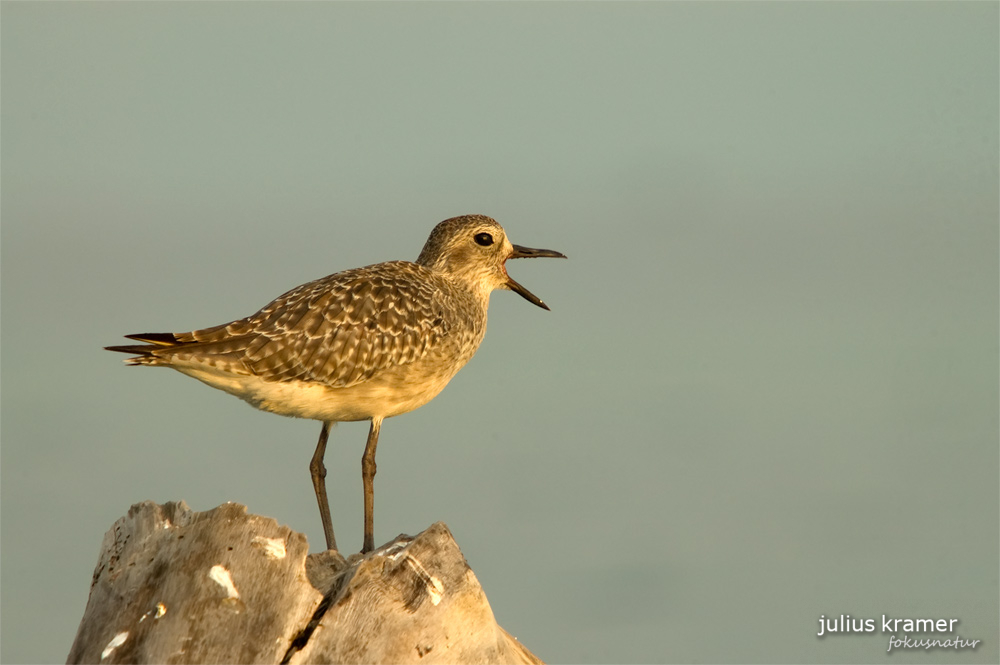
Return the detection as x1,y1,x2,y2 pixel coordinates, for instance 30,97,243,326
309,422,338,552
361,417,383,554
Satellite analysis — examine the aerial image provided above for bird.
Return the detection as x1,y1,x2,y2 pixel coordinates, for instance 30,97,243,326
105,214,565,553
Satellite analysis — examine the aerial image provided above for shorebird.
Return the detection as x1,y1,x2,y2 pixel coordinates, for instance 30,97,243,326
106,214,565,553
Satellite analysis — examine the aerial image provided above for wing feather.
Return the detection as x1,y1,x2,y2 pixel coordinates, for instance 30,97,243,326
109,261,456,388
239,261,449,388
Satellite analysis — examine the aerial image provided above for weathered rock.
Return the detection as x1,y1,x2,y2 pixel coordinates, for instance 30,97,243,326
67,501,541,665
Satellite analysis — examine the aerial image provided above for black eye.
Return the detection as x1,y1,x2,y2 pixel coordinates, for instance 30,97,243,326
474,232,494,247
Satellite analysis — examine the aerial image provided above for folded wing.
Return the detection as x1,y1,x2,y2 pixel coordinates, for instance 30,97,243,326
106,262,450,389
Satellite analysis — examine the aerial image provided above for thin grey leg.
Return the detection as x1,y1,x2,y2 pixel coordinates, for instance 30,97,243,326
309,422,338,551
361,417,383,553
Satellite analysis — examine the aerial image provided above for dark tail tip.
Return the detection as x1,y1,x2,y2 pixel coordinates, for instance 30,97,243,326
105,344,156,355
125,332,181,345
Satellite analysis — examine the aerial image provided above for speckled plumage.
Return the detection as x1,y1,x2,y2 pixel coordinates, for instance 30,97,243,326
106,214,565,553
116,260,486,423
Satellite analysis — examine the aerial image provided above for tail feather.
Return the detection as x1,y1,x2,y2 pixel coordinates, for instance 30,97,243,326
106,330,255,370
104,341,167,366
124,332,182,346
106,332,185,366
105,344,160,355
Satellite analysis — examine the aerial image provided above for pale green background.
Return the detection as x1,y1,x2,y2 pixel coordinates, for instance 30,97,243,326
2,3,997,664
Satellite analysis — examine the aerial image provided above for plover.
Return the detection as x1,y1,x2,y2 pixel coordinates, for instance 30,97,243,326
106,214,565,553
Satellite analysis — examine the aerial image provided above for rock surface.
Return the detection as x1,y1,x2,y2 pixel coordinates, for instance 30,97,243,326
67,501,541,664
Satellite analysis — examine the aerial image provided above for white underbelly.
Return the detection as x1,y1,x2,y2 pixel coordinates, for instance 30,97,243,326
173,364,458,422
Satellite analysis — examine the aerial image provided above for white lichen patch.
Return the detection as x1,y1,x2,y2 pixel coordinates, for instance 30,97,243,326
208,565,239,599
404,555,445,606
251,536,286,559
101,631,129,660
381,541,408,560
426,575,444,606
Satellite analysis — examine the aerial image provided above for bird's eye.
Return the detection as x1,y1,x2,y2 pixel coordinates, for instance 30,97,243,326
474,232,494,247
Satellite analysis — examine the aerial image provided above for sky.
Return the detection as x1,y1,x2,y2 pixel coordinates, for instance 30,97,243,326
2,2,998,664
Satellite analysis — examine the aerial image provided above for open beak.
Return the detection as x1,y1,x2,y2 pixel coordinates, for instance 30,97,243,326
506,244,567,311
